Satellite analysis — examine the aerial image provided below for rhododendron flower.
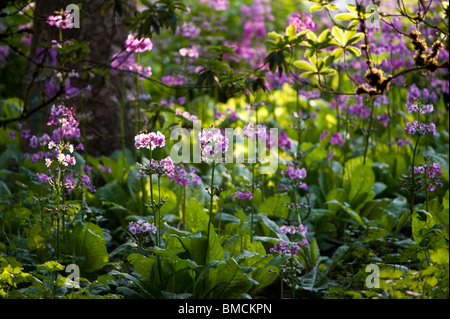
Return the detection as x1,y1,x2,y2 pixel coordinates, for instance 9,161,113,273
46,11,74,29
125,34,153,53
287,12,317,32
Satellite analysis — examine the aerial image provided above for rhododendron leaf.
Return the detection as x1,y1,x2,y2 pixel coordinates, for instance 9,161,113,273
293,60,316,72
317,29,330,44
286,24,296,37
334,12,358,20
310,3,323,12
331,26,345,45
346,46,361,57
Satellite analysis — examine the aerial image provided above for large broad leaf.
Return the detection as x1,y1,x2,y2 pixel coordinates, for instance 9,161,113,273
185,198,209,233
258,194,291,219
412,209,447,255
71,222,109,273
127,253,156,280
427,191,449,239
205,257,253,298
168,231,224,266
324,200,365,227
343,164,375,210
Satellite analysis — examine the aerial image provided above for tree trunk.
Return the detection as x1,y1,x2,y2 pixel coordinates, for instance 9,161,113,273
23,0,137,156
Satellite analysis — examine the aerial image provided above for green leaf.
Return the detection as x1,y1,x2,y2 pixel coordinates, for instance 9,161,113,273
331,26,345,44
343,164,375,210
258,194,291,219
71,222,109,273
324,200,365,227
286,24,296,37
364,227,390,242
293,60,316,72
334,13,358,20
346,32,365,46
346,46,361,57
205,258,253,298
332,48,344,59
128,253,155,280
310,3,323,12
185,198,210,233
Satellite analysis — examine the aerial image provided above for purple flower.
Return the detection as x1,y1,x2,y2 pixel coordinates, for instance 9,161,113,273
21,129,31,139
159,156,175,177
80,175,91,188
8,130,15,139
287,12,317,33
65,174,77,194
330,132,344,146
129,220,157,235
229,189,253,200
199,127,229,164
38,173,50,183
135,131,166,150
30,135,38,148
125,34,153,53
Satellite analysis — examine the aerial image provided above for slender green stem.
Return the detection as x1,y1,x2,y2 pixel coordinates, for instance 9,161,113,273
425,164,429,212
410,135,421,215
251,162,255,239
206,163,215,265
182,185,186,229
56,161,62,260
363,99,375,165
158,176,161,246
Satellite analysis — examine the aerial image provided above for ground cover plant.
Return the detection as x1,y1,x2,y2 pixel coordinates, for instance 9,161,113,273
0,0,448,300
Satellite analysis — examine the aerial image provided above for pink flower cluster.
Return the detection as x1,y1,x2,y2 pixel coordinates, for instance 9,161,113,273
405,101,437,136
111,52,152,79
287,12,317,33
229,189,253,200
270,224,308,255
414,163,444,191
46,11,74,29
405,120,436,136
199,127,229,164
270,238,308,255
134,131,166,150
406,103,434,114
168,165,202,187
175,108,199,123
199,0,229,11
137,156,175,178
128,220,157,236
32,104,95,194
125,34,153,53
320,130,344,146
242,122,268,140
280,224,307,236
